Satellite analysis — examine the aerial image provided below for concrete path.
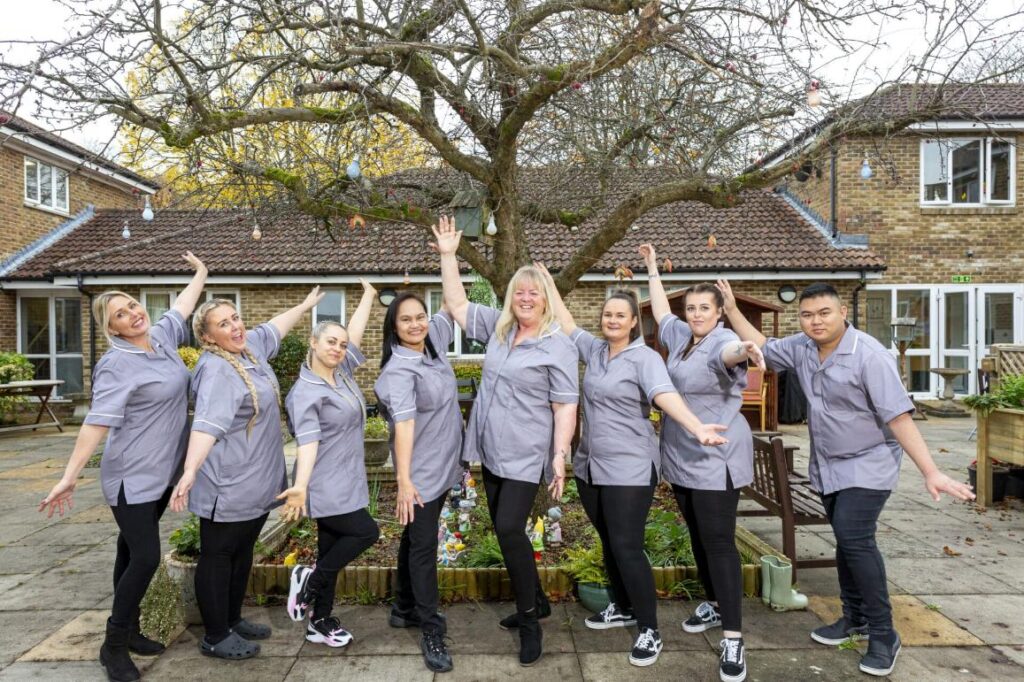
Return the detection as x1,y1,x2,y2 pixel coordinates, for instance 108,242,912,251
0,419,1021,681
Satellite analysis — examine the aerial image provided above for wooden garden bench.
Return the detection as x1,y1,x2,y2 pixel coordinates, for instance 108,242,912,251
738,435,836,579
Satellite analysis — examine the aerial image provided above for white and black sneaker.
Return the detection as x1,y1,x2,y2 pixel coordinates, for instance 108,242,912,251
306,616,353,648
628,627,663,667
682,601,722,633
719,637,746,682
287,565,313,621
584,602,637,630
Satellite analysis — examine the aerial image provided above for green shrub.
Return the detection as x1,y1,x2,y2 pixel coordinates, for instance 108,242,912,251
364,415,389,439
560,537,608,586
169,513,201,559
140,562,183,644
451,364,483,382
460,531,505,568
0,352,35,419
964,374,1024,415
177,346,200,370
643,509,694,567
269,332,308,398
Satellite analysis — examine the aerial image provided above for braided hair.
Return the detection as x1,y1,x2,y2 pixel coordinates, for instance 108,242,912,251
193,299,261,437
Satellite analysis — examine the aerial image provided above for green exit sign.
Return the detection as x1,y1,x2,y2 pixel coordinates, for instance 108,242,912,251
951,275,973,283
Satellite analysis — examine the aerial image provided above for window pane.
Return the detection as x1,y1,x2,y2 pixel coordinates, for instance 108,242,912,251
951,140,981,203
896,290,930,349
864,290,892,347
55,298,81,353
20,298,50,355
989,140,1011,201
942,356,969,393
908,355,930,393
209,291,238,305
145,293,171,322
27,357,50,382
39,163,53,207
24,158,39,202
921,139,948,201
984,293,1014,346
314,290,343,324
55,356,84,395
55,169,68,210
428,291,442,315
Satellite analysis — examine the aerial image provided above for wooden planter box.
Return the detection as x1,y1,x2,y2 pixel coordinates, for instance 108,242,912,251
976,407,1024,506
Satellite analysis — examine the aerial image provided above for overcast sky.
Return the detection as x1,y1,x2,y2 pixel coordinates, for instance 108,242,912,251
1,0,1022,152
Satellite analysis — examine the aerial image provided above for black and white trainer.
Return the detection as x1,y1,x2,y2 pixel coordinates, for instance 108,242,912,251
859,632,901,677
810,616,870,646
719,637,746,682
682,601,721,633
305,616,353,648
584,602,637,630
287,565,313,622
628,627,663,667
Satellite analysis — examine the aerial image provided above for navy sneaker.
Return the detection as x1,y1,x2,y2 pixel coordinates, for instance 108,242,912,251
810,616,869,646
859,632,901,677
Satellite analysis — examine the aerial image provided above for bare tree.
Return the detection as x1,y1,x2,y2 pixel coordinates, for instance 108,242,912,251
2,0,1019,293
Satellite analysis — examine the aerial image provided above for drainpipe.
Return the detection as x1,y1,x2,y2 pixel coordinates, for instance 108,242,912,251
851,273,866,328
76,274,96,384
830,146,838,239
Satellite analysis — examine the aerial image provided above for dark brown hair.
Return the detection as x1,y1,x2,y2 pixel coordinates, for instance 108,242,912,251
603,289,642,342
681,282,725,311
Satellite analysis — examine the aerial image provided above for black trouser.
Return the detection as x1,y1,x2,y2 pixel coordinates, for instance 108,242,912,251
673,477,742,632
195,513,268,642
821,487,892,636
576,473,658,630
109,485,172,629
308,509,380,620
482,465,541,614
394,491,448,634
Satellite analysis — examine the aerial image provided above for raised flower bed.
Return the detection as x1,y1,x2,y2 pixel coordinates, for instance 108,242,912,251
964,374,1024,506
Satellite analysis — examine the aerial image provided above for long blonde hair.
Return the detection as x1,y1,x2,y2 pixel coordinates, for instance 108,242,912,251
494,265,559,345
92,290,140,346
193,299,261,437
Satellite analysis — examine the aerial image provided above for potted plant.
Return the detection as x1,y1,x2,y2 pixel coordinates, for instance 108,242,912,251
364,415,390,468
963,374,1024,505
561,540,610,613
164,513,202,625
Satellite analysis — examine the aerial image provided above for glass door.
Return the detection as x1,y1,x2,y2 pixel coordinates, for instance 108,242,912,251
975,287,1023,386
938,288,975,395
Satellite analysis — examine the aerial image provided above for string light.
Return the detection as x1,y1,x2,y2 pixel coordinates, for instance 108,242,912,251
403,269,411,285
141,196,154,221
485,213,497,236
806,79,822,107
251,222,262,241
860,158,873,180
346,155,361,180
121,221,131,239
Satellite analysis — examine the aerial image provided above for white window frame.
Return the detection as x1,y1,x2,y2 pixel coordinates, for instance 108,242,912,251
919,137,1016,207
23,155,70,214
15,291,84,398
141,288,179,321
312,288,347,327
425,288,486,358
203,289,242,314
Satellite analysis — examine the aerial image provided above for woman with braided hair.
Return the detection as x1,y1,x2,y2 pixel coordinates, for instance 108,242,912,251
170,287,325,661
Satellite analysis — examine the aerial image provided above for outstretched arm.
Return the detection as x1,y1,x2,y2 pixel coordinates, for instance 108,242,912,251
39,424,109,517
639,244,671,323
889,413,975,502
170,431,218,513
269,286,326,339
716,279,766,347
534,262,575,334
346,279,376,349
654,392,728,446
431,216,470,329
171,252,209,320
276,442,318,522
721,340,766,370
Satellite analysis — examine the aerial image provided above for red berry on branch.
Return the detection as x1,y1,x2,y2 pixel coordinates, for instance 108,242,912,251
571,81,582,90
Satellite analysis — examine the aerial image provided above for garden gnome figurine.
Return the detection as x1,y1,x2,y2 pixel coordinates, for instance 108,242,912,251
465,474,478,502
458,511,471,533
545,507,563,546
530,516,545,560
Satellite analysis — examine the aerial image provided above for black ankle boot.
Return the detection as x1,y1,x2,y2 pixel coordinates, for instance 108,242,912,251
100,619,141,682
518,609,542,667
128,616,165,656
499,585,553,630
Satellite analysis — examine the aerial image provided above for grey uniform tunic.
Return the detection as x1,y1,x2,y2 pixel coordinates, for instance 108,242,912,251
285,346,369,518
570,330,676,486
462,303,580,484
659,315,753,491
84,310,191,506
374,313,463,503
763,324,914,495
189,323,289,522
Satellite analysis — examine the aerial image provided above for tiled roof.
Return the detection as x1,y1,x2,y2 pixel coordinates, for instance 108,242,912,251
3,168,884,280
0,110,160,190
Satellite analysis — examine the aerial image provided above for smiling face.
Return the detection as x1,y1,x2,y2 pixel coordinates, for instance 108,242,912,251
684,291,723,340
395,297,429,348
601,297,637,345
310,323,349,369
798,294,848,346
105,295,150,340
201,304,247,354
511,274,547,327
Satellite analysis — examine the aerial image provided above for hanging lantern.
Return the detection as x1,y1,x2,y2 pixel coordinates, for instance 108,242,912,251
251,222,262,241
403,269,411,286
121,221,131,239
485,213,497,236
806,79,822,107
141,196,154,221
346,155,361,180
860,158,873,180
448,189,484,239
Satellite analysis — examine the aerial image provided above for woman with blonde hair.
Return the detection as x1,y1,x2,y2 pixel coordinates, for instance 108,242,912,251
280,279,380,649
433,216,578,667
170,287,324,661
40,253,207,682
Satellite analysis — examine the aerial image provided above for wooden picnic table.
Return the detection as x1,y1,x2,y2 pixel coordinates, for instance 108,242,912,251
0,380,64,435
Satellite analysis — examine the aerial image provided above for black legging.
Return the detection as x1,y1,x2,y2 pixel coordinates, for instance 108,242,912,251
672,478,742,632
482,465,541,614
307,509,380,620
109,485,172,629
195,513,268,642
576,473,657,630
394,491,448,634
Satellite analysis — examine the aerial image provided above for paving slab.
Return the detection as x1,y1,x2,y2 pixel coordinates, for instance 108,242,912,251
578,650,718,681
0,524,52,546
227,607,306,658
0,545,90,576
139,628,295,681
899,645,1024,680
444,653,582,681
61,504,115,524
0,661,110,680
724,598,830,650
441,601,575,655
918,594,1024,646
740,647,864,680
993,644,1024,668
564,601,710,653
10,522,119,547
884,558,1019,595
285,654,430,681
0,610,79,667
295,605,420,657
807,595,982,647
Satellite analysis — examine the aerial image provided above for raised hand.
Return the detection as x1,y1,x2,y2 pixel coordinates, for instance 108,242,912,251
429,215,461,256
639,243,658,270
302,286,326,310
715,278,737,313
359,277,377,298
182,251,207,273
